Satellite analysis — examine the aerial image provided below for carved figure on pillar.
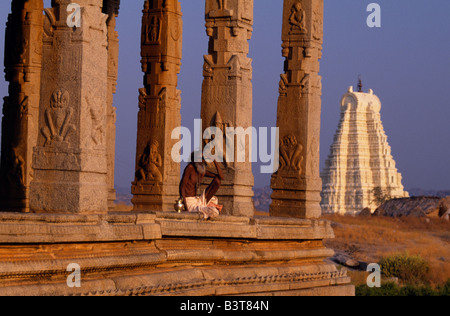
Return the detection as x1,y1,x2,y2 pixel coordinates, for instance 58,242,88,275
0,0,44,212
270,0,324,219
131,0,183,212
201,0,255,217
29,0,110,214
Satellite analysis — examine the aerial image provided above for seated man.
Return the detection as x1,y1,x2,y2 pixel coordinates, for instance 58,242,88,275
179,153,224,219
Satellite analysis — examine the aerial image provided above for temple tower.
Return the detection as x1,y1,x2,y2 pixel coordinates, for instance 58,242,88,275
321,86,409,215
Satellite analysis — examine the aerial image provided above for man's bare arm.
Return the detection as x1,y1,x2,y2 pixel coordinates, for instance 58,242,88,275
204,160,225,180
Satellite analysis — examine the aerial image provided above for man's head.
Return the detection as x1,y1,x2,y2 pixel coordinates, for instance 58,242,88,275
190,151,207,177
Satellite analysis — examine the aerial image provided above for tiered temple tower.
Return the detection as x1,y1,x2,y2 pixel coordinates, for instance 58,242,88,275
321,85,409,215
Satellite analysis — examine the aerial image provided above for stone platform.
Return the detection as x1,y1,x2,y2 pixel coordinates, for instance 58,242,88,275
0,212,354,296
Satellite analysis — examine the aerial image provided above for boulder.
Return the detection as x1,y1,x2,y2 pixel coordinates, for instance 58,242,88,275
333,254,360,268
374,196,447,218
359,207,372,217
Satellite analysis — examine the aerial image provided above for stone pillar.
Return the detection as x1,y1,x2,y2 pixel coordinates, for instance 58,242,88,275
131,0,182,212
201,0,255,217
103,0,121,210
29,0,110,214
270,0,323,219
0,0,44,212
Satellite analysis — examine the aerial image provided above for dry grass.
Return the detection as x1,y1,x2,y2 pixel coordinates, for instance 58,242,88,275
114,203,133,212
323,214,450,286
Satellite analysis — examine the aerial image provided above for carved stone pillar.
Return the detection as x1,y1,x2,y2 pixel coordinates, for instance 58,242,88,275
0,0,44,212
29,0,110,214
201,0,255,217
103,0,121,210
270,0,323,219
131,0,182,212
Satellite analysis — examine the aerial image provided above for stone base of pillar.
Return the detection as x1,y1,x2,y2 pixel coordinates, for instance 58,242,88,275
131,181,179,212
108,189,117,211
270,175,322,219
30,147,108,214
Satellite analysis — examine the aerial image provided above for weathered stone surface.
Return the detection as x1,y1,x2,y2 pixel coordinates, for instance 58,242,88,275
0,0,44,212
131,0,183,212
201,0,255,217
0,225,351,296
0,212,335,243
321,87,409,215
270,0,324,219
29,0,110,214
104,2,120,210
374,196,450,218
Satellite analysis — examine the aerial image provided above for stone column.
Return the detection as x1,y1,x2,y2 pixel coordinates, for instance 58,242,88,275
201,0,255,217
131,0,182,212
29,0,110,214
0,0,44,212
103,0,121,210
270,0,323,219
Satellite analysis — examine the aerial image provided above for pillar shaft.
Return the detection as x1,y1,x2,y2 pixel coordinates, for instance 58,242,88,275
131,0,183,212
270,0,324,219
29,0,110,214
103,0,121,210
201,0,255,217
0,0,44,212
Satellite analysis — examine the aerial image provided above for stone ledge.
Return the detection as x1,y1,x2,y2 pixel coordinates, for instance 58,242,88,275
0,263,352,296
0,212,334,243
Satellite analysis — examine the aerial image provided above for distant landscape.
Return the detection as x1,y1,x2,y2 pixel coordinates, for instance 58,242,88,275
115,186,450,212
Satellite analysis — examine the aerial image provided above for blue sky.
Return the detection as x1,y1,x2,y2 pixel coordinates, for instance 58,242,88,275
0,1,449,191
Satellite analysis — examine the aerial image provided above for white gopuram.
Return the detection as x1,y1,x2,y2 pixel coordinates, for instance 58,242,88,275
321,85,409,215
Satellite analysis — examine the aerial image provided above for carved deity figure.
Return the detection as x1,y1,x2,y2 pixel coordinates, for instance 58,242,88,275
217,0,227,10
279,134,303,173
149,16,160,42
6,148,25,191
289,2,307,33
204,112,232,168
41,89,76,146
136,140,163,182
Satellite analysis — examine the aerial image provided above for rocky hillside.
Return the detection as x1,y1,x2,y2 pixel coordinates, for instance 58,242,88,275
374,196,450,220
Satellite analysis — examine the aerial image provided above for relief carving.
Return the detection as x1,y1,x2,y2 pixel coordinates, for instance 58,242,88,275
203,55,214,78
279,73,288,96
289,2,307,34
87,97,105,146
41,89,76,147
5,148,25,191
300,74,310,95
279,134,303,173
144,16,161,44
312,9,323,41
217,0,227,10
136,140,163,182
204,111,232,169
